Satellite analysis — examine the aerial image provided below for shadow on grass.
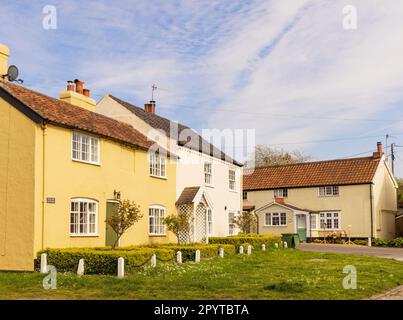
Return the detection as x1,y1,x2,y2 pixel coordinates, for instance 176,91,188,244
263,281,306,293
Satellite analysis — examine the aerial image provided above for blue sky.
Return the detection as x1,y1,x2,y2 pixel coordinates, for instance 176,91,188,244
2,0,403,175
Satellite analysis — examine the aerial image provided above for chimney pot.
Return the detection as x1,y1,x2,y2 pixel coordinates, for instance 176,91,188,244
74,79,84,94
145,100,156,114
83,89,90,97
377,142,383,155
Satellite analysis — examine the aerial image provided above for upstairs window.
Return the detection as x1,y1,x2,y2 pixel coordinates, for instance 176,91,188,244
70,198,98,236
229,169,236,190
319,186,339,196
72,132,99,164
243,191,248,200
204,162,212,185
274,189,288,198
149,153,166,178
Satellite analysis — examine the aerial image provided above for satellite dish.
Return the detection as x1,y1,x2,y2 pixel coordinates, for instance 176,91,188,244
7,65,19,82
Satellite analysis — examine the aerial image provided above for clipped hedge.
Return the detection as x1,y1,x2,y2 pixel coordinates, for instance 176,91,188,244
143,243,236,261
38,247,175,275
209,234,282,249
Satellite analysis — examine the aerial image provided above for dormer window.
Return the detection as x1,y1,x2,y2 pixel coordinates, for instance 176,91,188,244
72,132,99,165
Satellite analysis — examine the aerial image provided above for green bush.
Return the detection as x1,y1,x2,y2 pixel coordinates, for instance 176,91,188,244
38,248,175,275
209,234,281,249
142,243,236,261
373,237,403,248
353,239,368,246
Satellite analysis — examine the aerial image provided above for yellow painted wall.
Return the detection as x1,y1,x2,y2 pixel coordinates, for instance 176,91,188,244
0,98,36,271
256,204,294,235
34,124,177,256
247,184,373,238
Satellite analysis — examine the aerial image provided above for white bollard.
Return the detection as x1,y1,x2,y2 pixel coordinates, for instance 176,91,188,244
239,246,244,254
118,257,125,278
195,250,201,263
275,243,279,249
262,244,266,251
40,253,47,274
247,245,252,255
77,258,84,276
219,248,224,258
177,251,182,264
151,254,157,268
367,237,372,247
283,241,288,249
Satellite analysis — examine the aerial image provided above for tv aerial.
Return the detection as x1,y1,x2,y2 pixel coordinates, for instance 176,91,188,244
2,65,23,84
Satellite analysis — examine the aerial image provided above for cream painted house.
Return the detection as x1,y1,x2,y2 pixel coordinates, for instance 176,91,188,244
0,44,177,271
97,95,243,241
243,143,397,241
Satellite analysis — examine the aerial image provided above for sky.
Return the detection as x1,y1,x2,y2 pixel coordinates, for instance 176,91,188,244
1,0,403,175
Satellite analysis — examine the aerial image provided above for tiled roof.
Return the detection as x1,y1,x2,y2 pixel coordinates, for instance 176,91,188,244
0,82,156,152
109,95,243,167
243,157,381,191
176,187,200,205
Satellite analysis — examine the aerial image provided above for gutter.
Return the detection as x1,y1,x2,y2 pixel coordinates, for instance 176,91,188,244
370,183,374,239
41,122,47,250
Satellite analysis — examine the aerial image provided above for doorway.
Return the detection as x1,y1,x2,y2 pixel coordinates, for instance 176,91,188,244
106,200,119,246
296,214,307,242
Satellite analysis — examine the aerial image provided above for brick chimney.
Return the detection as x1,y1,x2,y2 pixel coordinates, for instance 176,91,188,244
0,43,10,82
145,100,156,114
59,79,96,112
373,142,383,159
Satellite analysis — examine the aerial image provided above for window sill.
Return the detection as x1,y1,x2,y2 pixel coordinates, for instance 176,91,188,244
150,175,167,180
229,189,238,193
205,184,214,188
70,234,99,238
149,234,167,237
72,159,101,167
263,225,288,227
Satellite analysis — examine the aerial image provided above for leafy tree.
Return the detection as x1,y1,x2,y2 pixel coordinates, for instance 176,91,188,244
164,213,193,244
105,199,143,249
397,178,403,208
246,144,311,168
235,211,257,234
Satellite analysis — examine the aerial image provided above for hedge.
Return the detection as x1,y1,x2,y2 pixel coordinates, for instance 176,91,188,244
208,234,282,249
38,247,175,275
142,243,236,261
373,237,403,248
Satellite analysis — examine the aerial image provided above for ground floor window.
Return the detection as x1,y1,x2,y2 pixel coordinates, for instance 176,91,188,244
207,208,213,235
320,212,340,230
149,206,166,235
70,198,98,235
310,214,318,230
265,212,287,226
229,212,236,235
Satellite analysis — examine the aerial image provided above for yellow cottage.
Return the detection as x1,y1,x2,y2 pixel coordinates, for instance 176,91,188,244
0,44,177,271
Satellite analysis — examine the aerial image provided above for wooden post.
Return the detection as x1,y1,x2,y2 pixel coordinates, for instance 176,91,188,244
177,251,182,264
118,257,125,278
151,254,157,268
239,246,244,254
40,253,47,274
247,245,252,255
367,237,372,247
274,243,279,249
195,250,201,263
283,241,288,249
262,244,266,251
219,248,224,258
77,258,84,276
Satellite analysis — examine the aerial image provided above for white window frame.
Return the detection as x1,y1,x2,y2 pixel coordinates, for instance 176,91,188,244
319,211,340,230
72,132,100,165
149,205,166,236
228,211,236,235
70,198,98,236
204,162,213,186
265,212,287,226
319,186,339,197
274,189,288,198
149,153,167,178
229,169,236,191
207,208,213,235
310,214,318,230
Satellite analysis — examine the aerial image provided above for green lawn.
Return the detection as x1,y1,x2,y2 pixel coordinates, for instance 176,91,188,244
1,249,402,300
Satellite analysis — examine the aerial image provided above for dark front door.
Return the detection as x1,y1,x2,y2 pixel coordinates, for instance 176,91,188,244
106,201,118,246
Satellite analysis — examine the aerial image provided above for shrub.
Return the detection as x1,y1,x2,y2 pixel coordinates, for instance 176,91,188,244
38,247,175,275
209,234,281,249
373,237,403,248
353,239,368,246
142,243,236,261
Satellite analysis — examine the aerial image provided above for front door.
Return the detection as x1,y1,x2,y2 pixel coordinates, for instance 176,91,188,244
106,201,119,246
296,214,307,242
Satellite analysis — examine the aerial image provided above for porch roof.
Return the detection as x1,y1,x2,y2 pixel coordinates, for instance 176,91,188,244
255,200,319,214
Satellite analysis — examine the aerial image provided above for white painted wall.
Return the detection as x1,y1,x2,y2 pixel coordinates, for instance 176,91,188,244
97,95,242,237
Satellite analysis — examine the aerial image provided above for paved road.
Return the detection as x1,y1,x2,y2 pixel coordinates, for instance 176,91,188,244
297,243,403,261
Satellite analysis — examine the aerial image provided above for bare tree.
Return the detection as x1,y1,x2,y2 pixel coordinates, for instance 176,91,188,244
246,145,311,168
105,199,143,249
235,211,257,234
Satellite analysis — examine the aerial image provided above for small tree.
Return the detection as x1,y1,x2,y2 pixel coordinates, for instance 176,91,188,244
105,199,143,249
235,211,257,234
164,213,193,244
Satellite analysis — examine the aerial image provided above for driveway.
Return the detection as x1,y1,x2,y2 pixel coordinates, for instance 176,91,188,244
297,243,403,261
